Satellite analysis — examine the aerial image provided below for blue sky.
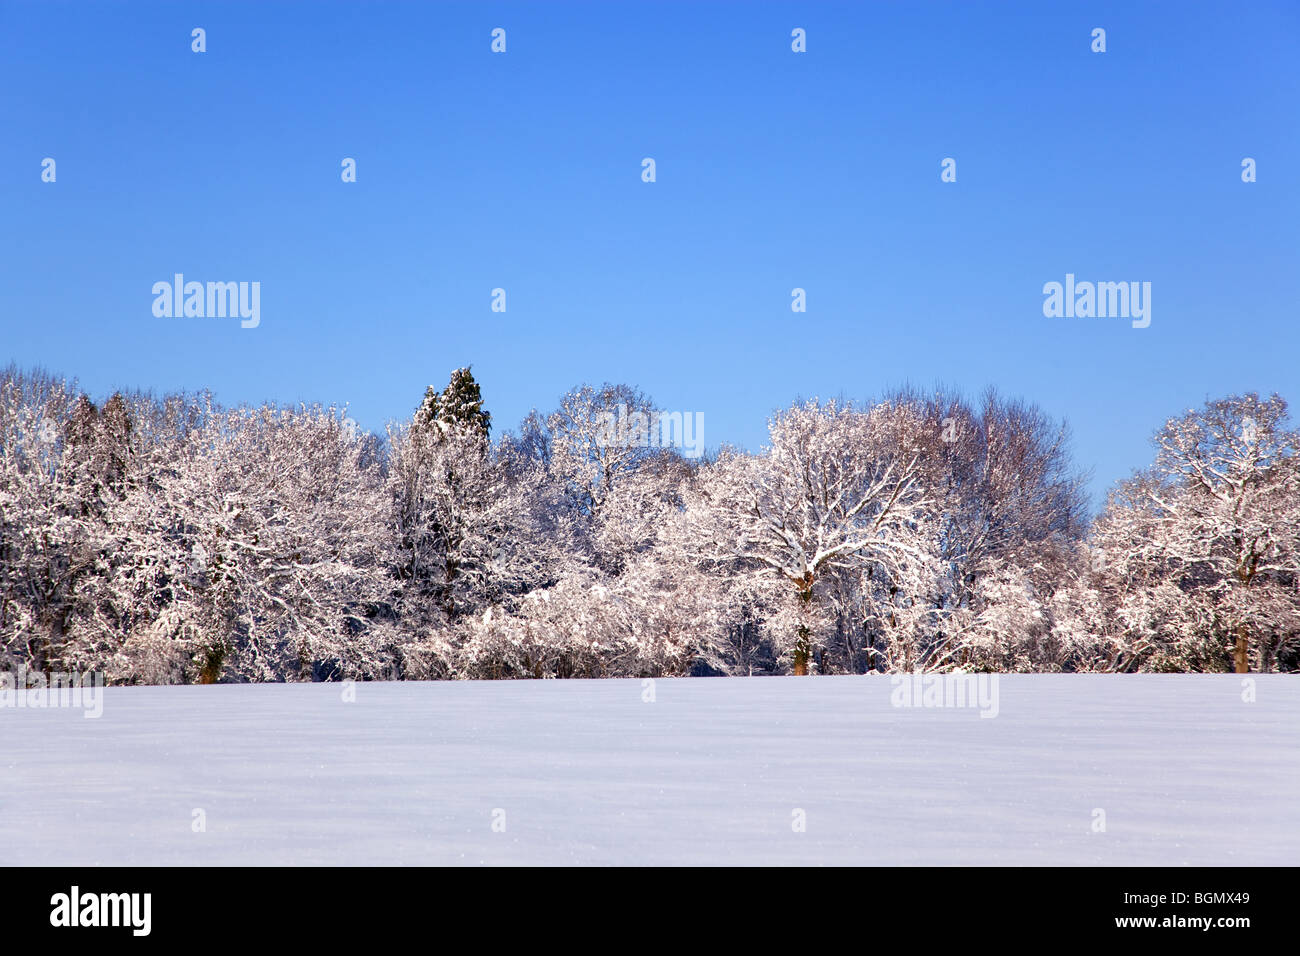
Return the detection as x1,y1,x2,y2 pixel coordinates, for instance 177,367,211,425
2,0,1298,508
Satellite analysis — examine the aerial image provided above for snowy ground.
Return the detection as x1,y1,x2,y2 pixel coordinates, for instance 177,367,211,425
2,675,1296,865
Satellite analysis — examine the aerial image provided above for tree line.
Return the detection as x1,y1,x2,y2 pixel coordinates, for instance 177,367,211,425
2,363,1296,682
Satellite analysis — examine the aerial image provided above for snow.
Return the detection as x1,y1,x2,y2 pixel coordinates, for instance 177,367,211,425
2,675,1296,865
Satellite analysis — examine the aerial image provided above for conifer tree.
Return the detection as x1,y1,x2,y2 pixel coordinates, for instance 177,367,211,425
415,367,490,438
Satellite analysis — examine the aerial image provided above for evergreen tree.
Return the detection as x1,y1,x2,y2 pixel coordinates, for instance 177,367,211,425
398,368,495,621
415,367,490,438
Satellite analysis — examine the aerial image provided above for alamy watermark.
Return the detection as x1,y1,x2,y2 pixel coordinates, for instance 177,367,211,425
152,274,260,328
890,671,999,718
1042,273,1150,329
595,404,704,459
50,886,150,936
0,667,105,718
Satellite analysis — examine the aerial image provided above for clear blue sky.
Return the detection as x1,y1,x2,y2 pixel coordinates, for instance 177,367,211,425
2,1,1297,508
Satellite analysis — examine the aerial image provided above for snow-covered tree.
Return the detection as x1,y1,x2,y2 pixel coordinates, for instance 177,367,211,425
538,383,660,523
415,366,491,437
0,367,101,672
892,387,1087,672
1089,394,1300,672
56,394,395,683
388,416,546,627
682,399,936,674
7,361,1295,683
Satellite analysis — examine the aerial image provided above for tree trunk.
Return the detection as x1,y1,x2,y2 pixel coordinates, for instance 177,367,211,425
1234,625,1250,674
792,628,810,676
792,575,814,675
198,643,225,684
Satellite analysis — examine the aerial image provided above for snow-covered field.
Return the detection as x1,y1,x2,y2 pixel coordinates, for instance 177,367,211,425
2,675,1296,865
